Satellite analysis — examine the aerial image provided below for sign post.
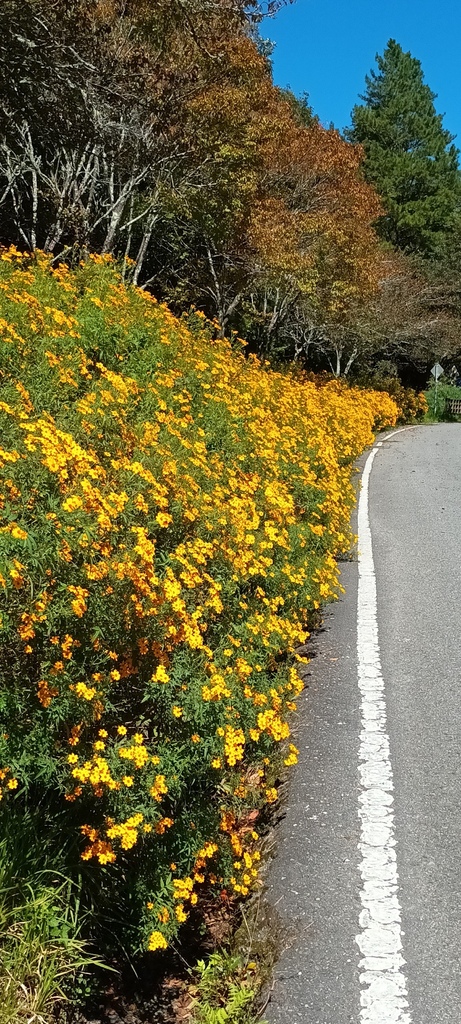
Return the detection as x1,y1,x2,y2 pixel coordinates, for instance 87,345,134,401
431,362,444,417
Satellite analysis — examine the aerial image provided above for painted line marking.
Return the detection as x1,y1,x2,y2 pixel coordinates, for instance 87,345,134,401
356,427,413,1023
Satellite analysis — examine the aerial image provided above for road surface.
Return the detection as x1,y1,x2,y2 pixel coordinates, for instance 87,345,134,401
267,423,461,1024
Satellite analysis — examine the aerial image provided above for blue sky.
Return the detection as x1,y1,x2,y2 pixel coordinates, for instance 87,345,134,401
266,0,461,144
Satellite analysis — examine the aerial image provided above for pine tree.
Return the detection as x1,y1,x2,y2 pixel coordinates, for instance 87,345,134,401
348,39,460,256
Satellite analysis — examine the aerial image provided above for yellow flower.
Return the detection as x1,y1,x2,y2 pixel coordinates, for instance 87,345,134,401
151,666,169,684
72,682,96,701
10,525,28,540
0,249,400,942
150,774,168,801
155,512,172,528
148,930,168,951
284,743,299,766
155,816,174,834
67,586,89,617
62,495,83,512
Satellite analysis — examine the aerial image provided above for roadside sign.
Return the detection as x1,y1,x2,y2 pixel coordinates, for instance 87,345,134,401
431,363,444,380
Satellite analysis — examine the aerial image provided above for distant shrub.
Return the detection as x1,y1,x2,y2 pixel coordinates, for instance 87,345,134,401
0,248,398,952
384,380,427,423
424,379,461,420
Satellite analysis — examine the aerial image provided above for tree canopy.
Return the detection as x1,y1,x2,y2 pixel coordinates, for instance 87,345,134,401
348,39,461,257
3,7,460,381
0,0,389,370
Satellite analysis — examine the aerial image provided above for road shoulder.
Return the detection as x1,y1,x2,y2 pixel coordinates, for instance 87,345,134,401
266,556,362,1024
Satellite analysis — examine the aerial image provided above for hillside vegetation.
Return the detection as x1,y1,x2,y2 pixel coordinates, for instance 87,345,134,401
0,249,399,974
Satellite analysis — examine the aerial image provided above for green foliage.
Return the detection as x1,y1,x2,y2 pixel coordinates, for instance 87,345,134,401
424,378,461,420
348,39,461,256
191,953,262,1024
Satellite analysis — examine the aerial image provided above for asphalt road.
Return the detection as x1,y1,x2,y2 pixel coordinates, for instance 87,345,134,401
266,423,461,1024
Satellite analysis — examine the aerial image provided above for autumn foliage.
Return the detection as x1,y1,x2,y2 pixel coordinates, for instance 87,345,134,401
0,1,390,367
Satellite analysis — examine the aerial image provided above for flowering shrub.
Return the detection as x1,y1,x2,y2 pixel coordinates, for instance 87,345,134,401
373,378,427,423
0,248,398,951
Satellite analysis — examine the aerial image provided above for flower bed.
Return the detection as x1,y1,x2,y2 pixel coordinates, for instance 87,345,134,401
0,248,398,951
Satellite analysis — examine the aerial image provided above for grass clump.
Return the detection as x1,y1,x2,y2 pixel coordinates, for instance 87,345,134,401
0,809,105,1024
0,881,95,1024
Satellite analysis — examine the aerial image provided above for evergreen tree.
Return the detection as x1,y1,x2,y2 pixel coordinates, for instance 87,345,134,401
348,39,460,256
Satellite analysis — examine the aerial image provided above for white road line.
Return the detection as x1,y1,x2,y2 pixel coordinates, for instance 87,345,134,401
356,428,413,1023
